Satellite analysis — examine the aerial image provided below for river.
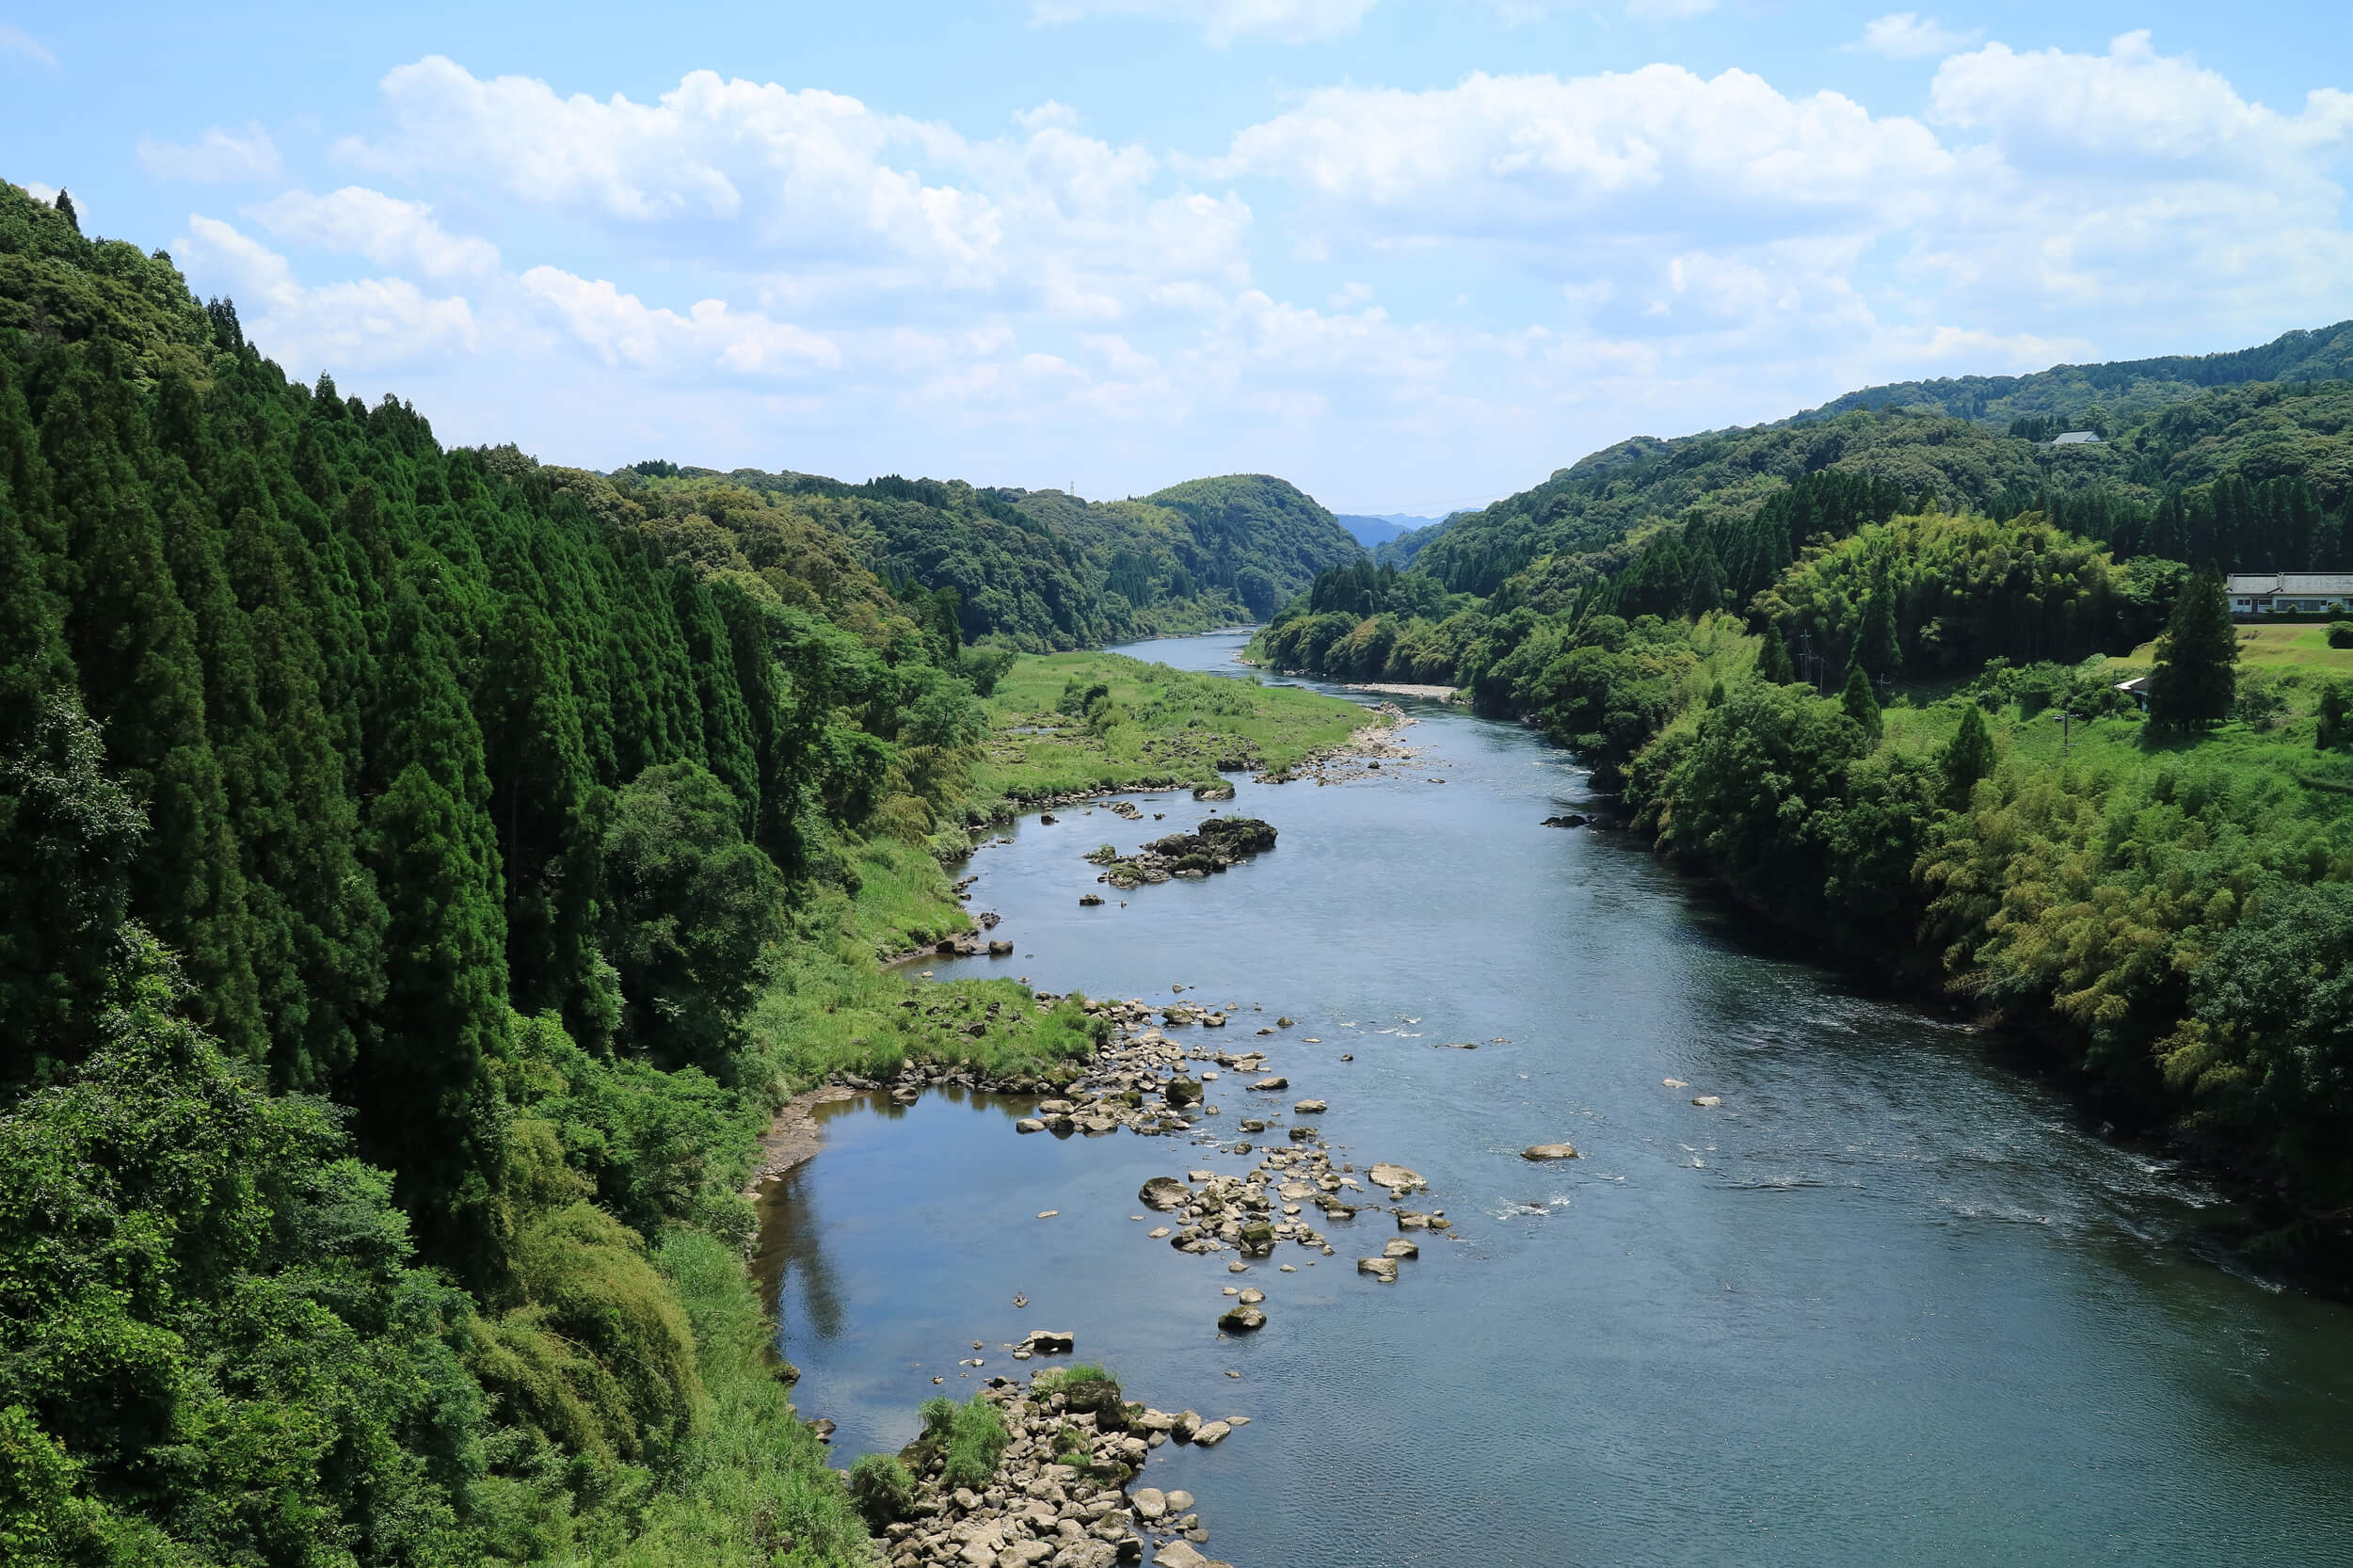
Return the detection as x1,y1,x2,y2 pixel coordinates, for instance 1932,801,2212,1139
753,632,2353,1567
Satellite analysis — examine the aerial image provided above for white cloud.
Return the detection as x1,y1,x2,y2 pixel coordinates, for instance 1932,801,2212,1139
1029,0,1379,45
177,215,476,370
519,267,840,376
154,37,2353,512
249,187,501,280
138,123,283,183
1848,13,1983,59
1213,68,1952,248
1930,31,2353,169
1624,0,1715,20
1,24,57,69
336,56,1251,317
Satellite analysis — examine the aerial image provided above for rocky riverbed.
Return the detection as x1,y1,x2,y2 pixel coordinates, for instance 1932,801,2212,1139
1083,817,1278,890
880,1363,1251,1568
1007,994,1458,1309
764,985,1469,1568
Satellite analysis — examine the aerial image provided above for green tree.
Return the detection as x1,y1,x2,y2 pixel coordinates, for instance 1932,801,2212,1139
1941,702,1996,808
2147,568,2237,731
1840,661,1883,742
0,694,146,1086
600,762,788,1076
359,581,510,1272
0,931,485,1565
2178,881,2353,1206
2319,680,2352,752
1856,575,1901,675
1756,622,1796,684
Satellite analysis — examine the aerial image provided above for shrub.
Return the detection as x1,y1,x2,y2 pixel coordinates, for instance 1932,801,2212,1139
847,1453,915,1529
1037,1364,1127,1428
937,1397,1009,1493
2329,620,2353,649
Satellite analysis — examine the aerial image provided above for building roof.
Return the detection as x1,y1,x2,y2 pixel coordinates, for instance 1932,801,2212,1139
2050,431,2104,445
2227,573,2353,596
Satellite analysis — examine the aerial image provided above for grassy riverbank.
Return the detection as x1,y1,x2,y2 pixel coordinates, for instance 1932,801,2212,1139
663,648,1352,1568
970,650,1370,809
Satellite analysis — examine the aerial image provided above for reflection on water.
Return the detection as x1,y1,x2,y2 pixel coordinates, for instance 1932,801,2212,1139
755,632,2353,1568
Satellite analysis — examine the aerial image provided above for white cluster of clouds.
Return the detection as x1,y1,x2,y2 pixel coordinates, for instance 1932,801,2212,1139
1031,0,1380,46
1849,13,1982,59
138,123,282,184
1,23,58,69
1027,1,1727,42
152,29,2353,499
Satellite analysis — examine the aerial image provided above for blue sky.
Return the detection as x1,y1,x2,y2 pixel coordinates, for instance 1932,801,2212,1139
6,2,2351,513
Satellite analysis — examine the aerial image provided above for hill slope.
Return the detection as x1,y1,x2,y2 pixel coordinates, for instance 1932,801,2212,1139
1338,512,1438,547
1401,377,2353,603
1785,319,2353,432
620,467,1360,648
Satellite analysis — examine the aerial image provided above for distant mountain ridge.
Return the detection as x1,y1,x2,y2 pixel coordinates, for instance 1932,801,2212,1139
1377,320,2353,595
623,466,1361,647
1337,512,1441,547
1782,320,2353,433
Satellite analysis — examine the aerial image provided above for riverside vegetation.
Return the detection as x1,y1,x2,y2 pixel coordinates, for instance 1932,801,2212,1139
1259,374,2353,1250
0,181,1369,1567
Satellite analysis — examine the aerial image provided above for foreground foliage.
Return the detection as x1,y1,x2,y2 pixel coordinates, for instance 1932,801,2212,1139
0,179,1108,1566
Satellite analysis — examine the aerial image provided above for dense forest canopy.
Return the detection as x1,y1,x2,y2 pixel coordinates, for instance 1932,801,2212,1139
0,176,1070,1564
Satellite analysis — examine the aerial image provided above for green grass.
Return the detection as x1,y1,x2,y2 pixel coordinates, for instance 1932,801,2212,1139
2125,622,2353,672
609,646,1361,1568
569,830,1107,1567
1878,659,2353,798
970,650,1367,808
567,1230,877,1568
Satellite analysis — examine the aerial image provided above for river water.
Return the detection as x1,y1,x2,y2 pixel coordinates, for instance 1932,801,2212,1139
754,632,2353,1567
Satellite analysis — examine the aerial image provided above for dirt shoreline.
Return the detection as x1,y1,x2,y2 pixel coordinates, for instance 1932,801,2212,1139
742,1083,860,1195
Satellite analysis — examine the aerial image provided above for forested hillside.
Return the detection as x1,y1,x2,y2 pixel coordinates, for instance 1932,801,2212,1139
0,177,1122,1565
1785,318,2353,430
1394,377,2353,604
603,464,1361,651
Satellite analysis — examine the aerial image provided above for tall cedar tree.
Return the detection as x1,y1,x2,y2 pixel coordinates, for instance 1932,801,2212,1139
1941,703,1996,808
1841,661,1884,741
1856,573,1902,675
2148,568,2238,730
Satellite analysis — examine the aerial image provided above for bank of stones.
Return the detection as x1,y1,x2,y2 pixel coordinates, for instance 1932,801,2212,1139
1086,817,1278,890
880,1367,1244,1568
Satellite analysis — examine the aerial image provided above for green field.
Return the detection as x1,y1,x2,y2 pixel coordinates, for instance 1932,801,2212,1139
969,650,1370,808
2123,622,2353,672
1875,659,2353,797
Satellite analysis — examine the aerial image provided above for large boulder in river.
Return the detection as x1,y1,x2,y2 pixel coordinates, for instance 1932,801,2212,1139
1357,1256,1400,1283
1139,1176,1191,1211
1523,1143,1579,1161
1368,1162,1425,1193
1191,782,1236,801
1218,1304,1266,1334
1163,1076,1203,1108
1022,1329,1075,1355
